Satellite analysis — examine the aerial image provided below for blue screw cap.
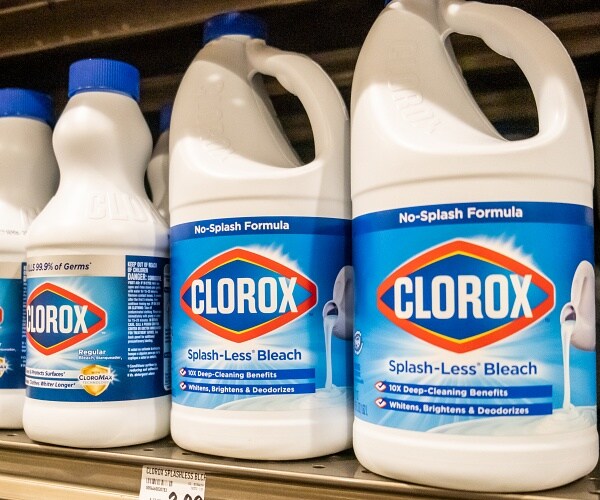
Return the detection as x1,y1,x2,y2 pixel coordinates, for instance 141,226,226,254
68,58,141,101
203,12,267,44
0,88,54,126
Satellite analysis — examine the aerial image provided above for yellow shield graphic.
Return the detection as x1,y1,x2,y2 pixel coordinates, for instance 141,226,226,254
80,364,112,396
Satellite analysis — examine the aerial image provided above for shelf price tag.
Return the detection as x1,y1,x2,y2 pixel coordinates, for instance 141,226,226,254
139,465,206,500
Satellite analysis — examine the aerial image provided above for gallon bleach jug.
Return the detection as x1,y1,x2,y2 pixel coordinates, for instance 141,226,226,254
147,103,172,222
352,0,597,491
23,59,171,447
0,89,58,428
170,12,352,459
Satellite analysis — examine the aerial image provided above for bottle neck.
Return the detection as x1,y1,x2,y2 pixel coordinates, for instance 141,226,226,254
52,91,152,196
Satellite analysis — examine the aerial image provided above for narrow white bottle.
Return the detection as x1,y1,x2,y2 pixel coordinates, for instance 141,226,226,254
0,89,58,429
23,59,171,447
352,0,597,492
147,103,172,223
169,12,352,459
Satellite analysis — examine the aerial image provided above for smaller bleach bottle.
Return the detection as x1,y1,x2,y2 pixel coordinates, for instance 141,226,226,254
0,89,58,428
170,12,352,459
352,0,597,492
147,103,172,222
24,59,171,447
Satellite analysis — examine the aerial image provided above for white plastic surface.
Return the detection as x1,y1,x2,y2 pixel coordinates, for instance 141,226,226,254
351,0,597,492
147,128,170,223
23,91,170,447
351,0,593,216
0,117,58,429
170,36,349,225
170,34,351,459
354,419,598,492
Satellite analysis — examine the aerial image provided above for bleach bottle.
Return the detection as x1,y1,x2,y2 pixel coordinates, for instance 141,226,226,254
0,89,58,428
170,12,352,459
352,0,597,492
147,103,172,222
24,59,171,447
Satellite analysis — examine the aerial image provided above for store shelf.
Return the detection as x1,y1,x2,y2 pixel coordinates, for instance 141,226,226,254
0,0,597,141
0,431,599,500
0,0,314,59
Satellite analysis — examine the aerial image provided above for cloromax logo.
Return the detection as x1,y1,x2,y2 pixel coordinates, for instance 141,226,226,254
377,240,555,353
180,248,317,343
27,283,107,355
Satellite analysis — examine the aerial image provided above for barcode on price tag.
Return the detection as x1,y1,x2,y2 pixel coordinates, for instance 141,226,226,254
139,465,206,500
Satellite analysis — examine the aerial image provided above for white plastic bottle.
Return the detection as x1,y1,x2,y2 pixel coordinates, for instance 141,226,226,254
352,0,597,492
169,12,352,459
23,59,171,447
0,89,58,428
147,103,172,222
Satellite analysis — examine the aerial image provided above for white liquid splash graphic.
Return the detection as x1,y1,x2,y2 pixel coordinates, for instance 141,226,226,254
431,261,596,436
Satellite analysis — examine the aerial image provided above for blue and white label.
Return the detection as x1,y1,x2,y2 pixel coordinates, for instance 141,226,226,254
25,254,170,402
0,262,25,389
353,202,596,435
171,216,353,411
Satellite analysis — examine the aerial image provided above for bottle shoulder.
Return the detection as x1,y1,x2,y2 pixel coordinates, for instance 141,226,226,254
27,187,168,252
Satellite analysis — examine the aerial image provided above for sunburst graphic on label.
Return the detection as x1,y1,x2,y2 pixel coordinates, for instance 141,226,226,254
79,364,114,396
377,240,555,353
0,357,7,377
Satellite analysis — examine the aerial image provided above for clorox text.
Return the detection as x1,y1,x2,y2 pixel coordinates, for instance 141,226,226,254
393,274,532,320
189,277,298,315
26,304,89,334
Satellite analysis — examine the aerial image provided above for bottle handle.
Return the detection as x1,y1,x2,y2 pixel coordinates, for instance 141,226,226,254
441,0,587,137
246,40,348,168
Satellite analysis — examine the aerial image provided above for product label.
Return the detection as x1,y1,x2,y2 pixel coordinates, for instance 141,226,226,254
171,216,353,412
353,202,596,435
139,465,206,500
0,262,26,389
25,255,170,402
